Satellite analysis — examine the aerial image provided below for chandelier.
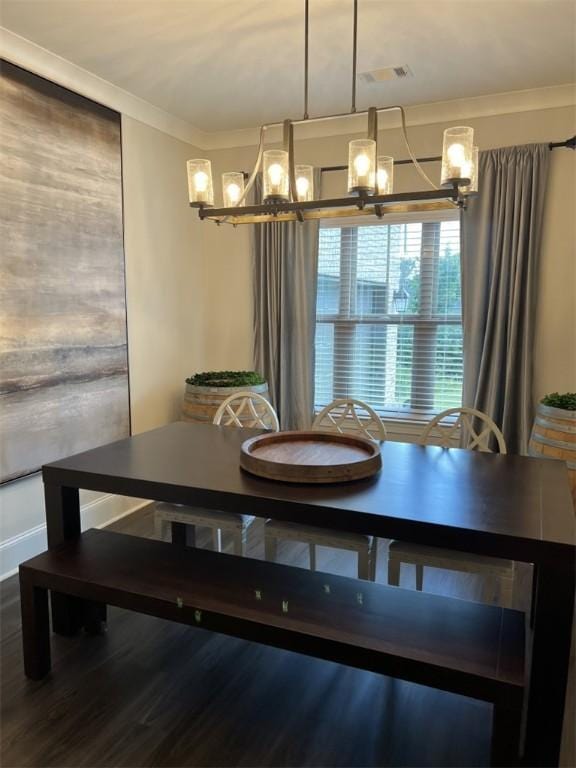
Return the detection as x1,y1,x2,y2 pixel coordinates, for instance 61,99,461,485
187,0,479,226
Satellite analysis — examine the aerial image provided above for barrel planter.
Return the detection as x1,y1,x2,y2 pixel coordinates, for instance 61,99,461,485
182,382,270,426
529,403,576,502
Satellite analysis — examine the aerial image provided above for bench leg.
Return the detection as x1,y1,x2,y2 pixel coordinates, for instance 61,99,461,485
491,699,522,767
20,577,51,680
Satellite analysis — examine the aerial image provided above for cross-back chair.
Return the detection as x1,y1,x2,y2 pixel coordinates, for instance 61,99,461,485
213,391,280,431
388,407,514,606
420,407,507,453
265,398,386,581
155,392,279,556
313,398,387,441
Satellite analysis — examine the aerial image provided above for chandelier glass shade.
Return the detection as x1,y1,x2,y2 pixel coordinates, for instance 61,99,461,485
460,146,479,195
295,165,314,201
377,156,394,195
186,1,479,225
440,126,474,186
263,149,290,201
222,172,245,207
187,159,214,206
347,139,377,193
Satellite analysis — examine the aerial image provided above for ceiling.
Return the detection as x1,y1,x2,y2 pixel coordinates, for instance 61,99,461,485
2,0,575,133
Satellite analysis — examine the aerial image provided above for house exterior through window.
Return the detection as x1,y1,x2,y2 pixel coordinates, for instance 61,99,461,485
314,211,463,422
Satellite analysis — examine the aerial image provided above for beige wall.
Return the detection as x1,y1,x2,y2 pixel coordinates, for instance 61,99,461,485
122,117,206,433
204,105,576,404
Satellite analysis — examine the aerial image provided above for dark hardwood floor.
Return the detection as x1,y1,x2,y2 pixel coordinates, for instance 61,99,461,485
1,505,573,767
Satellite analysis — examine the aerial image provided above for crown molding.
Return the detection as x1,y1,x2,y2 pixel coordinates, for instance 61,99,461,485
205,84,576,149
0,27,209,148
2,27,574,152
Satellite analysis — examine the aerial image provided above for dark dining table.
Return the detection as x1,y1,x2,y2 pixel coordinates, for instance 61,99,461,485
42,421,575,767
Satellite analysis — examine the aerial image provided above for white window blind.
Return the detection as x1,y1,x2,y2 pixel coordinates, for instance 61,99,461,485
314,212,463,420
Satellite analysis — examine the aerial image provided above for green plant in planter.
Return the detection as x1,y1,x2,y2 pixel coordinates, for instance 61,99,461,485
186,370,266,387
541,392,576,411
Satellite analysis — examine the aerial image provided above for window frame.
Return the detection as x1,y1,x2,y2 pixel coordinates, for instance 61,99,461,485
315,208,463,424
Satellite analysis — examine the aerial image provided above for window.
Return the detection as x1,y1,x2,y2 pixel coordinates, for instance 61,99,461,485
314,212,463,421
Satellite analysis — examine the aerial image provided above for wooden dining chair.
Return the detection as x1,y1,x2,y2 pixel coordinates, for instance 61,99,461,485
155,392,279,555
419,406,507,453
313,398,388,441
264,398,386,580
213,391,280,431
387,407,515,606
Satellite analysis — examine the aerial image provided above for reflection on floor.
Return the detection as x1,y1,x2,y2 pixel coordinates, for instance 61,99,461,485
1,504,574,767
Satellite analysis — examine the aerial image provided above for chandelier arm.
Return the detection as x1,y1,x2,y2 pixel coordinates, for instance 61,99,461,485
237,124,267,205
396,105,440,191
212,124,267,224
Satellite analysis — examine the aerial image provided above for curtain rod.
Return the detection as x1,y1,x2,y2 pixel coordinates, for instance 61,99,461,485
319,135,576,173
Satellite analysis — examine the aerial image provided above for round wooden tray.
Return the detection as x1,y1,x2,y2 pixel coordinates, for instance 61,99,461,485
239,430,382,484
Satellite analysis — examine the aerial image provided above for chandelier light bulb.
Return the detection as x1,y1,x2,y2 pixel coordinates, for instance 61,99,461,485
354,153,371,177
227,183,241,202
268,163,284,186
447,143,465,168
194,171,209,193
296,176,309,197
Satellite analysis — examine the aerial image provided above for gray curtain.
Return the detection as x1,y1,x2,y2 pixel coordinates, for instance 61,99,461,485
253,171,321,429
461,144,550,454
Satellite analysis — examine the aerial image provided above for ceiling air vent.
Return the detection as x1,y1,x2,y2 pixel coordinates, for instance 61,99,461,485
359,65,413,84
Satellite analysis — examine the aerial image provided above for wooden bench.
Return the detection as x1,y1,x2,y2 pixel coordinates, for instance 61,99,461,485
19,528,526,766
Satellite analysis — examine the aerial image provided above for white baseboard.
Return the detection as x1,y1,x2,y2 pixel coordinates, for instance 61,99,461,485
0,494,149,581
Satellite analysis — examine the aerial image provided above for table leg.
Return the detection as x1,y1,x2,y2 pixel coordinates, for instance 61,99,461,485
83,600,108,635
522,559,575,766
44,483,85,635
491,696,522,767
171,521,196,548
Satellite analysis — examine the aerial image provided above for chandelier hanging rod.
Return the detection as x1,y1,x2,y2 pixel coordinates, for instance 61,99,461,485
351,0,358,114
260,103,409,130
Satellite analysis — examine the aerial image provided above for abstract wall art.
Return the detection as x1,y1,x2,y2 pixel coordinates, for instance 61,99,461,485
0,61,130,483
